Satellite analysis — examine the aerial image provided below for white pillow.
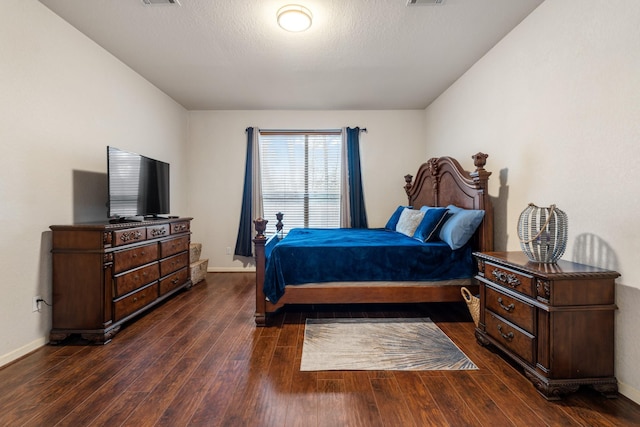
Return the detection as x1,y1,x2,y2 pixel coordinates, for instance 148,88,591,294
395,208,425,237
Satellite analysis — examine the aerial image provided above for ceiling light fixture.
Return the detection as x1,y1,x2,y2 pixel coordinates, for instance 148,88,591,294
141,0,181,5
277,5,313,32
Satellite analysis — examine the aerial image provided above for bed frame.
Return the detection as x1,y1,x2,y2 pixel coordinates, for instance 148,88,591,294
252,152,493,326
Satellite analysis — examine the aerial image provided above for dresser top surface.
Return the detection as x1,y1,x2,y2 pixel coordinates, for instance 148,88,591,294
50,217,192,231
474,251,620,279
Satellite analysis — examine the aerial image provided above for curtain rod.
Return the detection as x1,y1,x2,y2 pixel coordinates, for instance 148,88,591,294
246,127,367,133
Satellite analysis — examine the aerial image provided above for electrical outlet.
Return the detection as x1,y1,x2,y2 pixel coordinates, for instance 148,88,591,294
32,296,41,312
226,246,231,255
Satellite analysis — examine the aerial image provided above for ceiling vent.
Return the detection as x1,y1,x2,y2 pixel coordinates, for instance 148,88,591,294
407,0,445,5
142,0,181,6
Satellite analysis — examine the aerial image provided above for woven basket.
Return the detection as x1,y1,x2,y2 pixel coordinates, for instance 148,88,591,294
461,287,480,327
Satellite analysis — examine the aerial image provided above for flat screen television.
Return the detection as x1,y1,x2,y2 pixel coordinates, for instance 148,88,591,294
107,146,170,220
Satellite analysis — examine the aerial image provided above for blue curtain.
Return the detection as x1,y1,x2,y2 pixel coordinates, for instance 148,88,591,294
234,127,255,256
346,127,368,228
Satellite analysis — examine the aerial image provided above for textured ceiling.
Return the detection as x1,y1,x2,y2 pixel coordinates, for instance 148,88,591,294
38,0,543,110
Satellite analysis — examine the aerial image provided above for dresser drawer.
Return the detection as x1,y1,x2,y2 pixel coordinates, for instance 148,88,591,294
147,223,170,239
112,227,147,247
171,221,190,234
159,267,189,295
113,243,158,274
485,261,535,298
113,283,158,321
160,252,189,277
485,286,535,333
160,236,190,258
485,311,535,365
114,263,159,298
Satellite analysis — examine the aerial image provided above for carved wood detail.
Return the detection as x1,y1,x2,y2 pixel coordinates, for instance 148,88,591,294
172,223,188,233
103,253,113,269
120,230,143,243
475,330,491,347
524,371,579,401
149,227,167,237
536,278,551,302
253,218,268,239
491,268,521,289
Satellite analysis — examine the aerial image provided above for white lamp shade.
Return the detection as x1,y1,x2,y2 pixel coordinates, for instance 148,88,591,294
277,5,313,32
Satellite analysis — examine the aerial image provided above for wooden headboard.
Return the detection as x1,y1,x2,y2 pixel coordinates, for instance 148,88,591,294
404,152,494,252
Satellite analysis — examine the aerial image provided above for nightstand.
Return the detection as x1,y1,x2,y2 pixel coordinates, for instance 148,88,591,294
473,251,619,400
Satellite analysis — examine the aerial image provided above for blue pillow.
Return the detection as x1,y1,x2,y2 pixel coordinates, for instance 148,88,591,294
413,207,449,242
385,206,412,231
438,205,485,250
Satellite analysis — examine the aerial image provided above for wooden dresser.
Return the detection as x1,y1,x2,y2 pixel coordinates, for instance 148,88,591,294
50,218,192,344
473,251,619,400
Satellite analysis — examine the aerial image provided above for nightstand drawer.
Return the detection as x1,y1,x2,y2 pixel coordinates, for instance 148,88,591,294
485,286,535,333
485,261,535,298
485,311,535,365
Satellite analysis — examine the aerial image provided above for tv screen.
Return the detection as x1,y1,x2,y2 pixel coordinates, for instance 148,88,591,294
107,146,170,219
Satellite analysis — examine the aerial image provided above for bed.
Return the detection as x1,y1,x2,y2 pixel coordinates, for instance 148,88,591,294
252,152,494,326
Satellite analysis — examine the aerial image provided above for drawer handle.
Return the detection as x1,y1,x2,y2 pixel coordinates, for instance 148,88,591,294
497,297,515,312
497,324,514,341
133,293,145,303
151,228,167,237
492,269,521,288
120,231,143,242
171,278,180,284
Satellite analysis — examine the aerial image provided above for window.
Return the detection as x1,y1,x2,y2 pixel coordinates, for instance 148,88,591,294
259,130,342,230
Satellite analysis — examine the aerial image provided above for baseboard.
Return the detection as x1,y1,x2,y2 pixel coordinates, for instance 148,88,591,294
208,267,256,273
0,336,47,369
618,381,640,405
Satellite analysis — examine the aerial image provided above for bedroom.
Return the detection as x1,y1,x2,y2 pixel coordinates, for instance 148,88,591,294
2,0,640,419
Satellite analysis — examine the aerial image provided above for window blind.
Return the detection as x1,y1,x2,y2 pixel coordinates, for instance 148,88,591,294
259,131,342,231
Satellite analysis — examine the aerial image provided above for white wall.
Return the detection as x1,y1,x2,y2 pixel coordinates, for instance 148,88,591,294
187,110,426,270
423,0,640,402
0,0,189,366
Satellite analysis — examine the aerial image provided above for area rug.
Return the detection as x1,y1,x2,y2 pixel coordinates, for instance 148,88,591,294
300,318,477,371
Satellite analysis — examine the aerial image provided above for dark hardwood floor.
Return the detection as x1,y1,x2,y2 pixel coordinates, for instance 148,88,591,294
1,272,639,426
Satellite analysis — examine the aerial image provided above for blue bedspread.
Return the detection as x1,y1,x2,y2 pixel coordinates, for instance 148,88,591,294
263,228,473,303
